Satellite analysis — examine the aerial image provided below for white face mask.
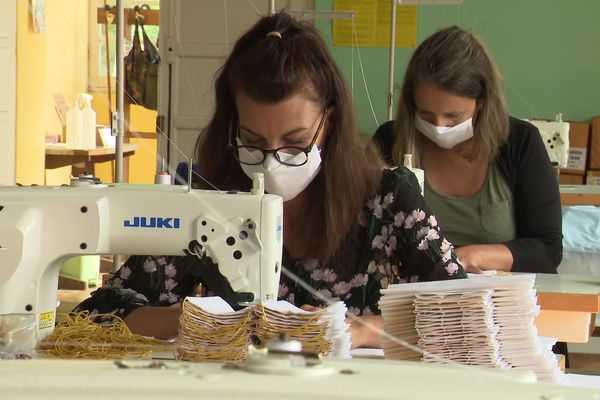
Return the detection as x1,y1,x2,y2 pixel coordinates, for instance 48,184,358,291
414,114,474,149
236,137,322,202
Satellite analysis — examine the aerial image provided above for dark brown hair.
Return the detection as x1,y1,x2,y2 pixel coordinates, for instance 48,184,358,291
195,12,382,262
393,25,509,166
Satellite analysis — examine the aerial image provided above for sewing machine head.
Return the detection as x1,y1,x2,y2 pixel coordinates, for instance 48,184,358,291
525,118,570,168
0,175,283,341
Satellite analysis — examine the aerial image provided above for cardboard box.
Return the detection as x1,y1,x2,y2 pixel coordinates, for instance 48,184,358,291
588,117,600,169
559,173,585,185
586,169,600,185
561,122,590,175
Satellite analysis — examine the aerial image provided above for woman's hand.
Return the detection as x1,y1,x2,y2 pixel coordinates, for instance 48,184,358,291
455,244,514,272
300,305,383,349
346,315,383,349
454,246,485,273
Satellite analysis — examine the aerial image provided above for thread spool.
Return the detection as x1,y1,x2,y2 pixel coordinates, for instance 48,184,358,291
154,158,171,184
70,173,101,187
154,173,171,185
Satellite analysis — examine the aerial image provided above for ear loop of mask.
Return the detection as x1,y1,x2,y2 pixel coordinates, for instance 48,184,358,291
314,108,329,159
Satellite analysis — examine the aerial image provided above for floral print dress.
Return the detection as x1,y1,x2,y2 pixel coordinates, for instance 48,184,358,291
74,167,466,318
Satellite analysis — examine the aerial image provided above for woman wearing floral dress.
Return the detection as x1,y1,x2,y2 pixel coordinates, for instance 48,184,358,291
75,12,466,348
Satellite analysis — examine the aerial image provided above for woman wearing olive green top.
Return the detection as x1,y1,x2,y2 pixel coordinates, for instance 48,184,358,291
374,26,562,274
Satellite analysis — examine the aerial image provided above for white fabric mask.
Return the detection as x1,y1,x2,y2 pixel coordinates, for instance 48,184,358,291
236,138,322,202
414,114,474,149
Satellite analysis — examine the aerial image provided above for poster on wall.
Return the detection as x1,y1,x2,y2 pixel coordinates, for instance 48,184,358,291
333,0,418,48
31,0,46,33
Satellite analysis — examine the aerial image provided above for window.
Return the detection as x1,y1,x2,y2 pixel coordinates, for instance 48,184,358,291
88,0,160,91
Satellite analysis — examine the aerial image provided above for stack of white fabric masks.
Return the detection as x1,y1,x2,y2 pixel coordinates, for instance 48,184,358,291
379,274,565,384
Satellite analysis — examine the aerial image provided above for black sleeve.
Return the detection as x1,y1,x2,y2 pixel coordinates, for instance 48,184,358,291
372,121,396,165
74,255,203,318
499,119,563,273
368,167,467,285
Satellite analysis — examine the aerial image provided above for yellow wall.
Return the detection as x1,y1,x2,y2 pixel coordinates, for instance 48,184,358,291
128,104,158,184
17,0,157,186
91,93,157,184
16,0,46,185
16,0,88,184
16,0,88,185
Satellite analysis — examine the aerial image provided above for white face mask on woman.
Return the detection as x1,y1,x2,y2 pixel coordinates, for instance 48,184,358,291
414,113,474,149
237,137,322,202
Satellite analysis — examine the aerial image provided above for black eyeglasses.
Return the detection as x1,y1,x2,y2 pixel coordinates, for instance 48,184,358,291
232,109,329,167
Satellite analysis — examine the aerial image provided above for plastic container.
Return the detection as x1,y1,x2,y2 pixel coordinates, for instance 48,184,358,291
66,93,96,150
66,97,83,149
80,93,96,149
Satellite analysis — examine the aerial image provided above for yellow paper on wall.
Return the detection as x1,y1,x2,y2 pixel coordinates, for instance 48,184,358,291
333,0,418,48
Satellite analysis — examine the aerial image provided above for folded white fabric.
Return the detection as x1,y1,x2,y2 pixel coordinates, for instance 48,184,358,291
379,274,565,384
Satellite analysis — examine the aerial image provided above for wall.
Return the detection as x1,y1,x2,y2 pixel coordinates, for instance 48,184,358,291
16,0,88,185
315,0,600,135
0,1,16,186
92,92,157,184
127,105,158,184
16,0,157,185
16,0,46,185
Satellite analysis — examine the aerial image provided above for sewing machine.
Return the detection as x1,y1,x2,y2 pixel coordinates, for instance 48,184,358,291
1,180,599,398
0,174,283,340
526,117,570,168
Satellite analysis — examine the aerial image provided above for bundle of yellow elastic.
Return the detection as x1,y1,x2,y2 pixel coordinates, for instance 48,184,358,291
37,311,173,359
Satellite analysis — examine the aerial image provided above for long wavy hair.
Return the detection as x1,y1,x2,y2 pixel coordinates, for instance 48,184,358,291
393,26,509,166
194,12,383,263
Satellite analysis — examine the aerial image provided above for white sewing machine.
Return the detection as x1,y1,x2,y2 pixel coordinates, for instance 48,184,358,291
0,174,283,340
525,116,570,168
1,179,599,399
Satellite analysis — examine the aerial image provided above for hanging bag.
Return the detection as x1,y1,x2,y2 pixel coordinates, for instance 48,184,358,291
124,12,160,110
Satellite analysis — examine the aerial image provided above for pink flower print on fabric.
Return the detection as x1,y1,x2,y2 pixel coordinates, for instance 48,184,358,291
333,281,352,296
383,192,394,208
445,262,460,275
120,266,132,280
143,259,157,274
164,263,177,278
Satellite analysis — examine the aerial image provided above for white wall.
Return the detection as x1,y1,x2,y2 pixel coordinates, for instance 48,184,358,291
0,0,16,185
